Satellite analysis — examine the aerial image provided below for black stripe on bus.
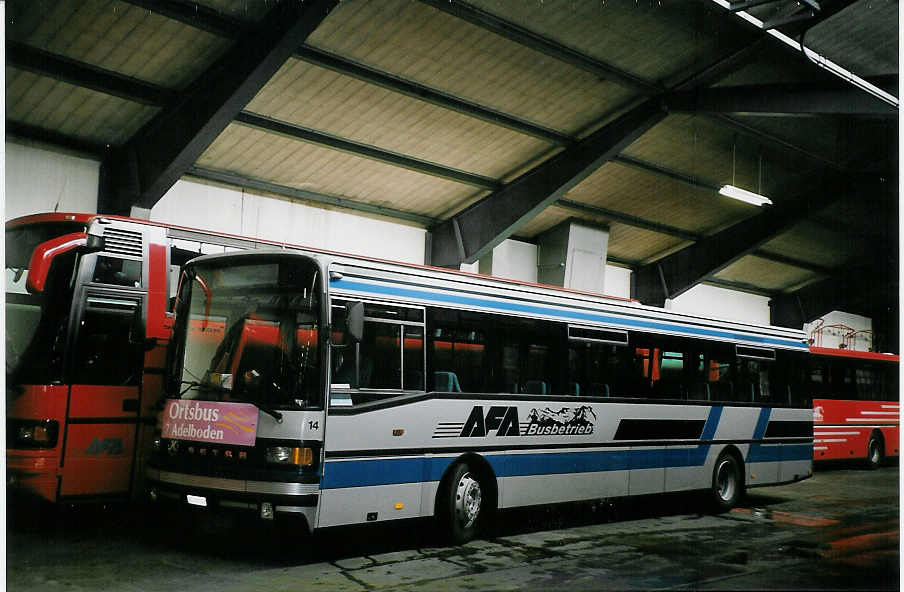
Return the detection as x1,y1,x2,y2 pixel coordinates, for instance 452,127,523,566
613,419,705,441
323,437,813,459
764,421,813,438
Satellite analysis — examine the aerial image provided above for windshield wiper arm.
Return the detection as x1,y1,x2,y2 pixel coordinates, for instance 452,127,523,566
233,397,284,423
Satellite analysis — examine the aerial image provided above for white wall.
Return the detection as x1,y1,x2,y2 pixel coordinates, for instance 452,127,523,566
4,141,99,220
666,284,771,326
152,179,427,264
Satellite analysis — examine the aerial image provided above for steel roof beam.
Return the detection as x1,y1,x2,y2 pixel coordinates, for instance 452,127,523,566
418,0,660,96
632,177,846,307
235,112,501,190
187,166,438,226
295,46,572,146
6,120,108,157
119,0,248,37
429,98,668,267
556,198,700,243
710,114,843,170
98,0,338,215
669,83,899,117
612,155,721,192
7,42,176,106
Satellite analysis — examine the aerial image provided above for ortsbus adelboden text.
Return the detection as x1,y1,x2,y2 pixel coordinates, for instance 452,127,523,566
808,347,899,468
147,248,814,543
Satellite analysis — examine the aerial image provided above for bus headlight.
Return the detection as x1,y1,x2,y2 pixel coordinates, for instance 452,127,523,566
265,446,313,466
8,419,59,448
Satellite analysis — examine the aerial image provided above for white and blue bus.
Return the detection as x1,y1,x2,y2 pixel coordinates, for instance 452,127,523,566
147,249,813,543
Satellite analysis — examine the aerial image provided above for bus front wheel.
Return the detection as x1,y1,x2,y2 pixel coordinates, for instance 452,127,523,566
866,433,884,470
710,451,743,512
440,462,484,544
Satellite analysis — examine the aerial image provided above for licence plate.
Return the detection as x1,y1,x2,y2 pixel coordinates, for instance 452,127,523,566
186,494,207,507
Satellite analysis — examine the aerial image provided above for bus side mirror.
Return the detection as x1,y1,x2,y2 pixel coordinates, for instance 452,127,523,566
345,301,364,343
26,232,106,294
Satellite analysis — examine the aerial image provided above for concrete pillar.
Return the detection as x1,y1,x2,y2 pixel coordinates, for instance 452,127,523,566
476,239,538,283
537,220,609,294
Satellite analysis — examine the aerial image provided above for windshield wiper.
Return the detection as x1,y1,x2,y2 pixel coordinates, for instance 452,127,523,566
178,381,283,423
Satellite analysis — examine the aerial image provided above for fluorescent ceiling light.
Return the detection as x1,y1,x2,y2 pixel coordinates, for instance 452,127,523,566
719,185,773,206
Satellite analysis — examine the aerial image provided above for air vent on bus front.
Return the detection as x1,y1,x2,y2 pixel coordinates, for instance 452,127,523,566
104,227,144,257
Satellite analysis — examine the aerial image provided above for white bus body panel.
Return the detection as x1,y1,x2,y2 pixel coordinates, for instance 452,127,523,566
318,397,812,528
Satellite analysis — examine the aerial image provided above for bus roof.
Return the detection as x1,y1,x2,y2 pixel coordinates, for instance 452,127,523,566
6,211,638,305
809,346,899,363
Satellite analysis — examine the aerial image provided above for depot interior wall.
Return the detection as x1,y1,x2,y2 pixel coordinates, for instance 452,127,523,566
150,178,427,264
666,284,771,326
4,141,100,220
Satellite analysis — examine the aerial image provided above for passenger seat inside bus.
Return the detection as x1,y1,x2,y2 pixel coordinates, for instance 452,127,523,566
523,380,548,395
434,371,461,393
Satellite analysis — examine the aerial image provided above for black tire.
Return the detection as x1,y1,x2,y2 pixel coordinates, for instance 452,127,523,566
866,434,884,470
710,451,743,513
439,462,485,544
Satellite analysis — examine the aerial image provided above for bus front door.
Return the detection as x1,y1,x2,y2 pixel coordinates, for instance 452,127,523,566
58,294,145,499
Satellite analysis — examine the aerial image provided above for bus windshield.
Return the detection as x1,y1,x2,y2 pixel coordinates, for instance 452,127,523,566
6,222,84,383
173,256,322,410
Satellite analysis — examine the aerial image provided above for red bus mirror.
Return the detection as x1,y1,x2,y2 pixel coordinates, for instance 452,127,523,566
26,232,105,294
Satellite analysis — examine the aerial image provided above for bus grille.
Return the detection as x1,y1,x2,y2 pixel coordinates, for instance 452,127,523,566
104,228,143,257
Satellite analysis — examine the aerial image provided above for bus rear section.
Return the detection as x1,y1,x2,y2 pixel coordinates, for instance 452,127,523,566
809,347,899,468
6,214,171,503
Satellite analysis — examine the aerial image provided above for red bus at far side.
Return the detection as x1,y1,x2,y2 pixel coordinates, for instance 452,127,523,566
809,347,899,468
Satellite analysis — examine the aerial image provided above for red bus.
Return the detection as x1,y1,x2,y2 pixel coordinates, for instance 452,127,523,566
808,347,899,468
5,212,318,503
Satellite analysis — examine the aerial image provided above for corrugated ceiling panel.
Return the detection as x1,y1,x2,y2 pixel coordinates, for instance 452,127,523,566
199,124,479,219
714,255,820,292
516,206,574,238
466,0,717,84
724,116,841,169
516,205,690,265
759,221,866,268
307,0,632,135
247,58,553,179
607,224,690,265
7,68,158,145
623,114,820,206
566,161,752,234
7,0,231,90
797,1,898,77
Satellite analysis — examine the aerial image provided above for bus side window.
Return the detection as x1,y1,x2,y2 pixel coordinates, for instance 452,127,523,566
430,326,486,393
331,301,425,395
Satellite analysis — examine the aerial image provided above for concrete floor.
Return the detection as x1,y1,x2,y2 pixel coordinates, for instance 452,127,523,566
7,465,898,591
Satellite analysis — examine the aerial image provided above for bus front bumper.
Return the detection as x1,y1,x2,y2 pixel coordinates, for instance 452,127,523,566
146,468,319,531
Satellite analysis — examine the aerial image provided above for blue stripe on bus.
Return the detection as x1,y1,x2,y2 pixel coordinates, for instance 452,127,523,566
320,407,814,489
331,279,807,350
745,409,811,463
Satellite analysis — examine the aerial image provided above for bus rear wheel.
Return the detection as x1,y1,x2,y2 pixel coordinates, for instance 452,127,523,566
440,462,484,544
866,434,884,470
710,451,743,513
